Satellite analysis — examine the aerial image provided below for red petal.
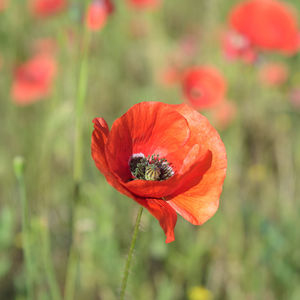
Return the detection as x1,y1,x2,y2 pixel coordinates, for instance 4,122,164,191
11,54,57,104
167,104,227,225
31,0,67,17
134,197,177,243
128,0,161,9
86,0,113,31
105,102,190,183
124,176,179,198
167,150,213,198
182,66,226,110
92,118,109,174
229,0,299,54
92,118,135,199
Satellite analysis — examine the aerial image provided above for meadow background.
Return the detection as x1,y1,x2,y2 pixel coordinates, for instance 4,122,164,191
1,0,300,299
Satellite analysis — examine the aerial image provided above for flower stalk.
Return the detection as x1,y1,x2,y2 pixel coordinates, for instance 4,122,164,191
64,10,91,300
40,218,62,300
14,157,34,300
120,207,143,300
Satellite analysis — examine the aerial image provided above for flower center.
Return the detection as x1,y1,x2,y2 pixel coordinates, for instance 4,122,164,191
190,86,203,99
129,153,174,181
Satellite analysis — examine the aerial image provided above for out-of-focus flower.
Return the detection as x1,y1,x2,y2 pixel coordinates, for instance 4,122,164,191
127,0,161,10
228,0,299,55
178,34,198,59
290,88,300,109
188,286,213,300
85,0,114,31
221,30,257,64
91,102,227,243
29,0,67,17
259,62,288,86
0,0,8,11
182,66,227,110
211,100,236,129
11,54,57,105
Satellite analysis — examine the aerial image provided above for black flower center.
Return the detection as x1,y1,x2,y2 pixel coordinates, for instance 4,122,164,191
129,153,174,181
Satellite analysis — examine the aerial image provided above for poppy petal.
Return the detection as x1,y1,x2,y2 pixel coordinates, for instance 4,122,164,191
182,67,227,110
92,118,109,173
92,118,137,199
11,54,57,105
134,197,177,243
168,104,227,225
86,0,114,31
128,0,161,9
105,102,190,183
229,0,299,54
30,0,67,17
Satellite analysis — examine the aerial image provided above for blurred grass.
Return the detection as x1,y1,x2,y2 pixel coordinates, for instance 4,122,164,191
0,0,300,299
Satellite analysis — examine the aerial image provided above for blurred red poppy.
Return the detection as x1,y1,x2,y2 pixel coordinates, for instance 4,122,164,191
221,30,257,64
30,0,67,17
179,35,198,57
0,0,8,11
229,0,299,55
182,66,227,110
11,54,57,105
91,102,227,243
259,62,288,86
211,100,237,129
127,0,161,10
86,0,114,31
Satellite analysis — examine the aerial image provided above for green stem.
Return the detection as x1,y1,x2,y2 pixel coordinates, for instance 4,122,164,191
14,157,34,300
120,207,143,300
74,29,91,183
64,19,91,300
64,243,79,300
41,219,62,300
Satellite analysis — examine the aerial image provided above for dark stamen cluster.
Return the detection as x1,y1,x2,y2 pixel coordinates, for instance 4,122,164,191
129,154,174,181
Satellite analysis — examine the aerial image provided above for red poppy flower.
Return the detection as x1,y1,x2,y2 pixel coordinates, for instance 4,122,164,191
182,66,227,110
91,102,227,243
11,54,57,105
86,0,114,31
127,0,161,10
229,0,299,55
259,62,288,86
30,0,67,17
221,30,257,64
0,0,8,11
